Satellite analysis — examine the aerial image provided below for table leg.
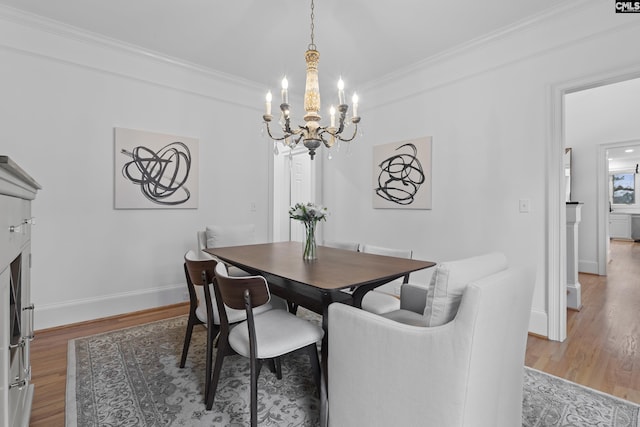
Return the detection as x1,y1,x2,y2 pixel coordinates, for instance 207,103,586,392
287,301,299,314
320,293,331,427
320,291,332,383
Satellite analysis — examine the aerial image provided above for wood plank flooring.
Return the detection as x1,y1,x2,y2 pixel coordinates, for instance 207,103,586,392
28,240,640,425
526,240,640,404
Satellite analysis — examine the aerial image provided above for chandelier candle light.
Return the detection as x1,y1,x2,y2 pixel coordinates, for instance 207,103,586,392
262,0,361,160
289,202,328,260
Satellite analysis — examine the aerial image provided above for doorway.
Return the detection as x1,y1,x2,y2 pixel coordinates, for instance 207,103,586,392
598,140,640,269
551,73,640,342
272,147,316,243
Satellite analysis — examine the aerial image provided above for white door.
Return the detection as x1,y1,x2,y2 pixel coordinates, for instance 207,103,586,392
289,151,314,242
272,147,314,242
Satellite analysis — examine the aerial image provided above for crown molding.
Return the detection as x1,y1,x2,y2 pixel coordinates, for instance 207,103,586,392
362,0,591,92
0,4,263,92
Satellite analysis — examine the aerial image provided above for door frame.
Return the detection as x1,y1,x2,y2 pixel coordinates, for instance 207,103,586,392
547,67,640,342
597,138,640,274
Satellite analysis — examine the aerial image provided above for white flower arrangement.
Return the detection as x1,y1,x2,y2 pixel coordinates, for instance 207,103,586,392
289,202,328,223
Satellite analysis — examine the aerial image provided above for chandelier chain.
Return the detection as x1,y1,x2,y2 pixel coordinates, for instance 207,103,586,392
308,0,316,50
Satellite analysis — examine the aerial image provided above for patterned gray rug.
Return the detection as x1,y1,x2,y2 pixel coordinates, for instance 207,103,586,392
66,315,640,426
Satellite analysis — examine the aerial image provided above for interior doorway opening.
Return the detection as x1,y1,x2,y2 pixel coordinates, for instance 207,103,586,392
550,71,640,342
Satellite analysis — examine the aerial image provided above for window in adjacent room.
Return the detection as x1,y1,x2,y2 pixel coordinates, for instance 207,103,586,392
611,173,635,204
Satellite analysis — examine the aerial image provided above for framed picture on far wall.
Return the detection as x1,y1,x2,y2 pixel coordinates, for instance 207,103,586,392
372,136,432,209
114,127,199,209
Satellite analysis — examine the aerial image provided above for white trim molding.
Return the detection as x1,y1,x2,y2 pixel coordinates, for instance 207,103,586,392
547,82,567,342
35,283,187,330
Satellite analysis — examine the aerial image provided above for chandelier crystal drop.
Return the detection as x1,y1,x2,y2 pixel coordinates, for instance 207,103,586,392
262,0,361,160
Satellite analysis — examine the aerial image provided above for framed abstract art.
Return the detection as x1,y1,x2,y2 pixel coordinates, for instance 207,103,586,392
373,136,432,209
114,127,199,209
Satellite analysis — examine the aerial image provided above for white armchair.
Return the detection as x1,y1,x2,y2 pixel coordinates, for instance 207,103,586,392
328,256,535,427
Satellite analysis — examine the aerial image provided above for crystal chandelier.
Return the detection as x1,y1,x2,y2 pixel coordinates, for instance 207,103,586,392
262,0,361,160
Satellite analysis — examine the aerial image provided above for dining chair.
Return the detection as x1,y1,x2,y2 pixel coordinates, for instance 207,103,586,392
198,224,293,313
197,223,256,252
180,250,278,404
359,244,413,314
322,240,360,251
197,224,256,277
209,262,324,426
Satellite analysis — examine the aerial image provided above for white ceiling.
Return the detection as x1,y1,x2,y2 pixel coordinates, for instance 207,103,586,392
0,0,573,90
608,146,640,171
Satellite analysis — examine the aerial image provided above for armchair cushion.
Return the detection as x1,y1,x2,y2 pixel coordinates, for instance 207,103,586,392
423,252,507,327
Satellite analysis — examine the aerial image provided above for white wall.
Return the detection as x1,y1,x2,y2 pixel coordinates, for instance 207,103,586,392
565,78,640,274
322,2,640,337
0,9,271,329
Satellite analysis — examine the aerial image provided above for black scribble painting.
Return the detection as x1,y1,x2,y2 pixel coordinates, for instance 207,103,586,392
115,128,199,209
121,142,191,205
373,137,432,209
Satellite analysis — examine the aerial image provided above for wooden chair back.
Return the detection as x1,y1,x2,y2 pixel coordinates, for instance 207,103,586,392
214,263,270,310
184,253,217,286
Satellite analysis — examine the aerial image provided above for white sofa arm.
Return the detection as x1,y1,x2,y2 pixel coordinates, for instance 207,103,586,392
398,282,429,314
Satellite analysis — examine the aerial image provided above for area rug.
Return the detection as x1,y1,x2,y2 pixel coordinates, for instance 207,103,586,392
66,315,640,426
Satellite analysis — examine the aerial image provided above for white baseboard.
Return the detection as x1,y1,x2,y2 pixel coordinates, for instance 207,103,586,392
528,309,548,338
578,260,598,275
35,284,188,330
567,281,582,310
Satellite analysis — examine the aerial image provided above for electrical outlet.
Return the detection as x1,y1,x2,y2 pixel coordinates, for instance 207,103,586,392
519,199,530,213
182,291,190,301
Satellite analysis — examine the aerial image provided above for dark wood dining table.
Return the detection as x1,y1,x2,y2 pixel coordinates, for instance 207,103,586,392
204,241,436,368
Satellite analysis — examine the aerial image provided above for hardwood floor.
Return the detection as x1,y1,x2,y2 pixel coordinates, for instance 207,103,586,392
28,241,640,425
526,240,640,404
29,303,189,426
